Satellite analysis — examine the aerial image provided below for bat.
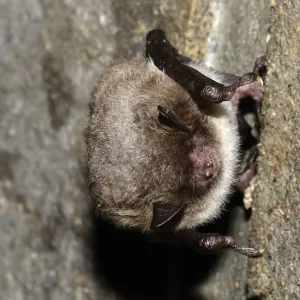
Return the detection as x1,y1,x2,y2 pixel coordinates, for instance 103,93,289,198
85,29,264,258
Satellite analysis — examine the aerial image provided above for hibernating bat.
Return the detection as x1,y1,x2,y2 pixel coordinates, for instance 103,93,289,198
85,29,264,258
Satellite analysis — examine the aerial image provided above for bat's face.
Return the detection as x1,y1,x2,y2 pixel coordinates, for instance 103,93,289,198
86,59,224,231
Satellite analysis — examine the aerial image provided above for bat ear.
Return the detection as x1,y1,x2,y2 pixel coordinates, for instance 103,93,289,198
150,202,184,230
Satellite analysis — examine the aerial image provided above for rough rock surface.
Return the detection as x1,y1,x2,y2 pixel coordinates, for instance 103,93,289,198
0,0,116,299
247,1,300,299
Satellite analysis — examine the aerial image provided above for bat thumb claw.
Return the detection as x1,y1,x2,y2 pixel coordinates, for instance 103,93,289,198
256,75,264,86
230,245,264,258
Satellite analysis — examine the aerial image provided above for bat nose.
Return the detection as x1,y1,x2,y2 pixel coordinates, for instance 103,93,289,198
188,147,219,184
204,159,214,178
204,165,214,179
206,159,213,167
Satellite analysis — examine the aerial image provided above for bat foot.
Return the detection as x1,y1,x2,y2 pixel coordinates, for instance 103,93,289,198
197,233,263,258
236,167,256,192
231,81,264,111
230,55,266,111
150,230,263,259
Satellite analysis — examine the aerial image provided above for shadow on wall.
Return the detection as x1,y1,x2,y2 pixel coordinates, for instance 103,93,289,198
88,191,249,300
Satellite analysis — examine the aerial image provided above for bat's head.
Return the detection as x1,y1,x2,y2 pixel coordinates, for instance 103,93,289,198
85,56,238,232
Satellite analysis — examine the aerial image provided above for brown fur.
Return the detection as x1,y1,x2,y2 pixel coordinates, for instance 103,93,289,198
85,57,239,231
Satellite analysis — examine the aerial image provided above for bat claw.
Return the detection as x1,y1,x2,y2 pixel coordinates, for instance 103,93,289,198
230,245,264,258
256,75,264,86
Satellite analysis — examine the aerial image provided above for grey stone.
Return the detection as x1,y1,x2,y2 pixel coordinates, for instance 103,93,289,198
247,1,300,299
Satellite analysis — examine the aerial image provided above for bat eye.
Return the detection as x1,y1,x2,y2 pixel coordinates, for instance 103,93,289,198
157,105,191,135
158,106,177,129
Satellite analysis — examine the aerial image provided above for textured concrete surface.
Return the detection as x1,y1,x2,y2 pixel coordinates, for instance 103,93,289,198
0,0,116,299
247,1,300,299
